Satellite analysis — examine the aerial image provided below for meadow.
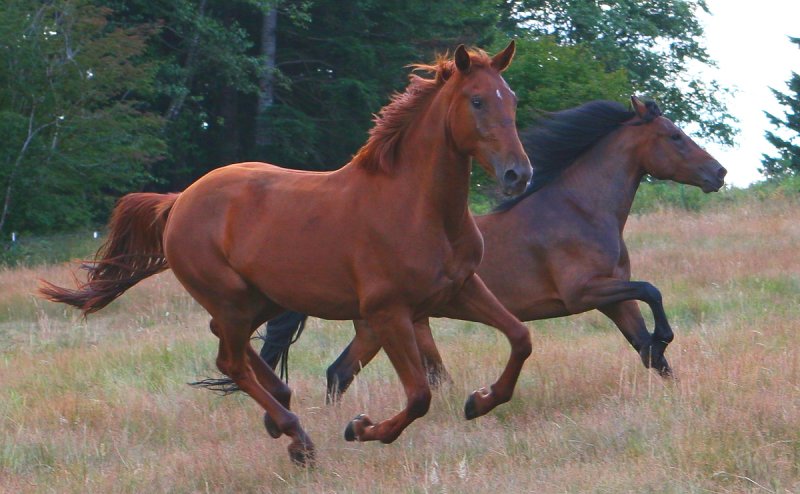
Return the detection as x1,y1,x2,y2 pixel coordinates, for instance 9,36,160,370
1,189,799,493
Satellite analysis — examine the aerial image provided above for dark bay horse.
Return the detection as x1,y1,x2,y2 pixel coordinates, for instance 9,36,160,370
264,97,727,400
39,43,533,465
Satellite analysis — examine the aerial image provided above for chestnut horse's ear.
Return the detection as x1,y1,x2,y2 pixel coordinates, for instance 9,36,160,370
630,95,649,119
455,44,471,73
491,40,516,72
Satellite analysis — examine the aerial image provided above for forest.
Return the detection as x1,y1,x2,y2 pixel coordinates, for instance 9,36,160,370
0,0,741,234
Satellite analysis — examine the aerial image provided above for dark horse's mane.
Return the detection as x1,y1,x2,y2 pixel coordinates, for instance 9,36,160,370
495,100,658,212
352,49,494,174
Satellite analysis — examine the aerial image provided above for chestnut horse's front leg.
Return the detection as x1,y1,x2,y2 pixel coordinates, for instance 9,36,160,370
441,275,532,420
344,308,432,444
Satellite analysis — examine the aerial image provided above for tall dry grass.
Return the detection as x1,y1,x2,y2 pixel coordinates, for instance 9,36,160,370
1,197,799,493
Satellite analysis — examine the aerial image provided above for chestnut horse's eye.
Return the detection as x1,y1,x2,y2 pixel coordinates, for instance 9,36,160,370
670,133,682,141
471,97,483,109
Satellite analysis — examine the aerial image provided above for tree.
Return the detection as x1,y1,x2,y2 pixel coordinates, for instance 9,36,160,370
260,0,502,170
0,0,164,234
500,0,736,144
761,37,800,179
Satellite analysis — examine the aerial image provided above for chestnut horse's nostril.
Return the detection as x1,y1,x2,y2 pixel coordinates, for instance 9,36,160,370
503,169,520,186
717,167,727,180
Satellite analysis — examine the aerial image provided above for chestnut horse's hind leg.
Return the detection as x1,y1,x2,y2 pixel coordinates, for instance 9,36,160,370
344,309,432,444
211,316,315,464
599,300,673,378
442,275,532,420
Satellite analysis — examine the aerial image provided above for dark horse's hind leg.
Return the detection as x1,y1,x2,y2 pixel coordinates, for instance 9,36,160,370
413,319,452,388
572,278,674,377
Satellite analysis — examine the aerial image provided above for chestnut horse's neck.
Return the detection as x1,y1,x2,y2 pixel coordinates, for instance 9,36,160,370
351,83,474,234
543,128,645,231
402,89,473,230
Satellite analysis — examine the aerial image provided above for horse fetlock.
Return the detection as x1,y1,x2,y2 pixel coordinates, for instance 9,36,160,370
510,330,532,359
407,389,432,419
275,412,302,436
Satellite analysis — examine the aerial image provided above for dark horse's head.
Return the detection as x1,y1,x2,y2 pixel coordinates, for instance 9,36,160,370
444,42,532,195
629,96,726,192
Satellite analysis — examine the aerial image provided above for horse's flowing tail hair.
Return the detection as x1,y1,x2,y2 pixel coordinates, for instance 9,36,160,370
39,192,179,315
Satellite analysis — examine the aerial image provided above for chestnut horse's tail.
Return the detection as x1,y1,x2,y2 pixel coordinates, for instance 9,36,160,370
39,192,179,315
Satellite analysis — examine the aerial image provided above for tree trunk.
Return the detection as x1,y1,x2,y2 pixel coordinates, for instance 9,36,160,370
164,0,207,122
0,107,53,234
255,7,278,149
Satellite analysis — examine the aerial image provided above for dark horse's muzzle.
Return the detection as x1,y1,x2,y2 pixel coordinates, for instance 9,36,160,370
700,160,727,193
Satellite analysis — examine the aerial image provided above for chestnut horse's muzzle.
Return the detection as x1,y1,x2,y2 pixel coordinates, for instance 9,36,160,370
497,159,533,196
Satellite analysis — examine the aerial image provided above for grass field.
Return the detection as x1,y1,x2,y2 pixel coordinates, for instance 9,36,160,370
1,195,799,493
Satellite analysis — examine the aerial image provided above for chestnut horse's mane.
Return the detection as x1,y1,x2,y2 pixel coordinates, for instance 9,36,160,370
353,49,494,173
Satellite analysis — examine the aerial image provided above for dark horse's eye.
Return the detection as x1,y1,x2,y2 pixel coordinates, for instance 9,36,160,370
670,133,682,141
471,97,483,109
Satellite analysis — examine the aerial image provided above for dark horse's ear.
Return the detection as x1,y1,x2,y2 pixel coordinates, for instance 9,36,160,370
491,40,516,72
455,45,471,73
630,95,649,119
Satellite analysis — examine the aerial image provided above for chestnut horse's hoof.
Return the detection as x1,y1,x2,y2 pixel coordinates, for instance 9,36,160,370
344,414,372,442
263,412,282,439
464,387,492,420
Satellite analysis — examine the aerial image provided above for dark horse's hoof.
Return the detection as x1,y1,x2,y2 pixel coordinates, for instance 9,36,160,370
288,442,316,467
464,394,479,420
264,412,282,439
640,340,674,379
344,414,368,442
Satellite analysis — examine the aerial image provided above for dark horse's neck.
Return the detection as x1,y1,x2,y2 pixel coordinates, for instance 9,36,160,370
542,127,645,232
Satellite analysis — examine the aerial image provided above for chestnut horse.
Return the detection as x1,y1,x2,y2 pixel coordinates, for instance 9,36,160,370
260,97,727,400
39,43,533,465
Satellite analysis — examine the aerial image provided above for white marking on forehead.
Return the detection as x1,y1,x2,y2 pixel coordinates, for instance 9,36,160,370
500,77,516,98
496,89,503,100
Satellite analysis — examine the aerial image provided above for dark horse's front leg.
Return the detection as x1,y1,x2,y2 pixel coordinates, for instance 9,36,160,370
327,319,451,402
439,275,532,420
574,278,673,377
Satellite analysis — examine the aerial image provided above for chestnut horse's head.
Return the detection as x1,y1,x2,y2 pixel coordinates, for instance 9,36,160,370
629,96,727,192
444,42,532,196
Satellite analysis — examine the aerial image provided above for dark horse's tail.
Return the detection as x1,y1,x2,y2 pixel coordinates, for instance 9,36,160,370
39,193,179,315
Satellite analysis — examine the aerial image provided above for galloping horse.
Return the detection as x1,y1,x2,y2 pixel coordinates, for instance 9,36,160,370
261,97,727,400
39,43,533,465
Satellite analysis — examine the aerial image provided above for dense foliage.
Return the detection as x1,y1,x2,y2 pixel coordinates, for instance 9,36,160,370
761,37,800,179
0,0,735,234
